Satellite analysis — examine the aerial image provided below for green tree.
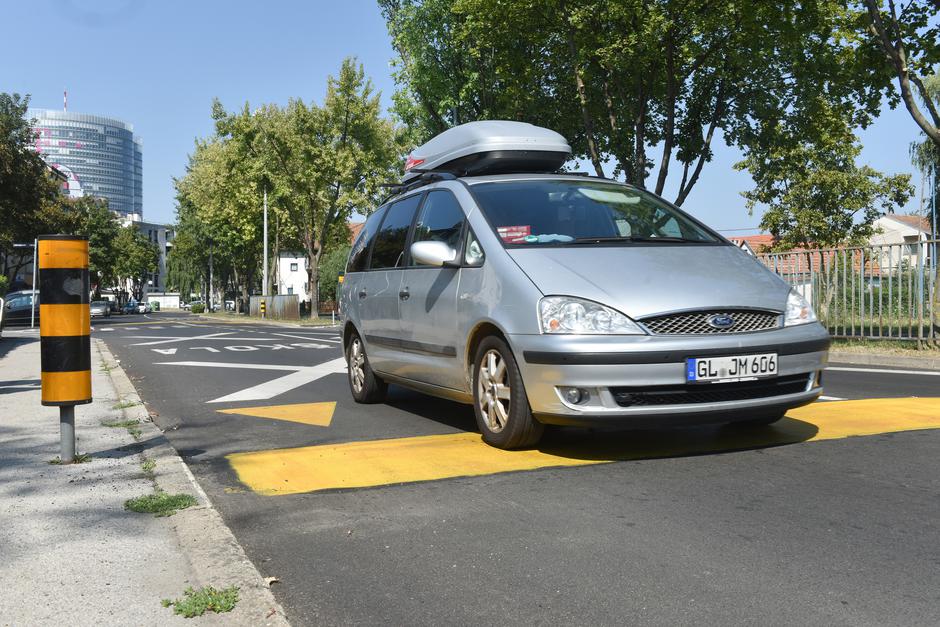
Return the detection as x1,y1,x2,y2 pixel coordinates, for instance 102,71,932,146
379,0,886,204
175,139,264,310
317,245,351,303
113,225,159,301
213,57,401,314
0,93,59,254
736,114,913,249
860,0,940,150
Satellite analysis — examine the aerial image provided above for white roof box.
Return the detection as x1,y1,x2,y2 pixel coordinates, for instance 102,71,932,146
402,120,571,183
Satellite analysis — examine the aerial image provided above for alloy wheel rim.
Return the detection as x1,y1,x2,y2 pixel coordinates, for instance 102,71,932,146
477,349,510,433
350,338,365,393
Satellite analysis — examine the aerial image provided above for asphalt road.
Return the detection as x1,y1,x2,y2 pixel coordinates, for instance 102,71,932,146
94,312,940,626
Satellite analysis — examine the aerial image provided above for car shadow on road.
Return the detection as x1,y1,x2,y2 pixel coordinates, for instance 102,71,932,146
0,335,37,359
536,418,820,462
383,384,820,463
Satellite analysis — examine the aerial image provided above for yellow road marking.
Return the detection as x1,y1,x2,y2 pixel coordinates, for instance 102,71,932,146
227,398,940,496
218,402,336,427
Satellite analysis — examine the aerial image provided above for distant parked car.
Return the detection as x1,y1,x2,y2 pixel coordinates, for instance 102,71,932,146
90,300,111,318
122,301,139,315
109,300,120,315
1,290,39,332
137,302,151,314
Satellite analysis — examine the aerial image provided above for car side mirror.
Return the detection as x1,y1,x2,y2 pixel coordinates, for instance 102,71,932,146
411,241,458,267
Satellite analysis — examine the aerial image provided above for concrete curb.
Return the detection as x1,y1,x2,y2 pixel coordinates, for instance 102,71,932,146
96,339,290,626
829,350,940,371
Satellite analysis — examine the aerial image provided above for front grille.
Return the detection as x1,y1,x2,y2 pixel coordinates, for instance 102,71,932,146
640,310,781,335
611,374,809,407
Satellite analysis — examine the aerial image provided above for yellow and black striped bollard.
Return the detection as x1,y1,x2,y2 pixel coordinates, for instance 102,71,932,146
38,235,92,463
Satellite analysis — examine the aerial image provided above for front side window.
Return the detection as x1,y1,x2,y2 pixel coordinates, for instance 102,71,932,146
412,191,466,265
347,206,387,272
370,194,422,269
471,179,718,246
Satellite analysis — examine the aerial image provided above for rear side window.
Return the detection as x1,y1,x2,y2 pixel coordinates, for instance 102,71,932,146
412,191,465,258
370,194,422,269
347,207,387,272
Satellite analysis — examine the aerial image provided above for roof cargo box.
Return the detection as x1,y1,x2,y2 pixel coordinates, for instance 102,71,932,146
403,120,571,183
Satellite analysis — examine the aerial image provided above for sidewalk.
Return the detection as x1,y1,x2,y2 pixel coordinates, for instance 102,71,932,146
0,331,288,626
829,350,940,371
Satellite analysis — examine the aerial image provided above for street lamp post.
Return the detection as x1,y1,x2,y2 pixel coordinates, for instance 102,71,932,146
263,186,269,296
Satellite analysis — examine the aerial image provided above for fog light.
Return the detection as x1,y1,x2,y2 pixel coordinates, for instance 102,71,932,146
564,387,586,404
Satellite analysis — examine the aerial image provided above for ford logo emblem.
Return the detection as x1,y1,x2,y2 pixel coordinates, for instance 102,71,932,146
708,314,735,329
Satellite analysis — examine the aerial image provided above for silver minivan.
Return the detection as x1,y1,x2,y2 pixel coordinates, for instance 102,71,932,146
341,121,829,449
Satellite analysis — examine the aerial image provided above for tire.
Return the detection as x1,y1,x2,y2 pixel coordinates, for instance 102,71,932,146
729,410,786,428
346,331,387,404
472,336,544,449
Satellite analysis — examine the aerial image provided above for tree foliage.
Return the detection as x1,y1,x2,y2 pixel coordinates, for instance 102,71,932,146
112,224,160,301
199,57,402,313
860,0,940,149
736,113,913,249
0,93,61,253
380,0,889,204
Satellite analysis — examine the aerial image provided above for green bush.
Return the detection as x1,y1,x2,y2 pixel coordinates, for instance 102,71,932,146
190,303,205,314
0,275,8,297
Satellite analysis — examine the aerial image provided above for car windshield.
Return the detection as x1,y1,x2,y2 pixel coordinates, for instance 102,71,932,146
471,179,718,246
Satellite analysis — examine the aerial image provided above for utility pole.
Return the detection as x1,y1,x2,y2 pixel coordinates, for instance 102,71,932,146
208,239,214,311
30,238,37,328
263,186,269,295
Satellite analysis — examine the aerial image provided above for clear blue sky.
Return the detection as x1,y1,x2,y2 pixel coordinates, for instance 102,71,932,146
2,0,927,232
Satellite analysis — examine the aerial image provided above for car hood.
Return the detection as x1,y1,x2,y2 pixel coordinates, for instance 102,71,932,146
506,244,789,319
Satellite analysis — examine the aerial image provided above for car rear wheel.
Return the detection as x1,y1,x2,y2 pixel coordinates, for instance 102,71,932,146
472,336,543,449
346,332,387,404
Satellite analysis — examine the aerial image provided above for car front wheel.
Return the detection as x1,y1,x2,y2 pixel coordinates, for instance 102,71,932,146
472,336,543,449
346,332,387,404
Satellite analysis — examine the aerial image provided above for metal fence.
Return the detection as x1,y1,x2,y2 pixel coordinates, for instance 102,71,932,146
757,240,938,343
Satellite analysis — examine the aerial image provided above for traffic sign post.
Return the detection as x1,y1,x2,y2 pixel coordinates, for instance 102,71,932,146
260,299,267,320
38,235,92,464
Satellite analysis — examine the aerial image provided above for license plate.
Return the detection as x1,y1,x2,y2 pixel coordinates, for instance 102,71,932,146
686,353,777,383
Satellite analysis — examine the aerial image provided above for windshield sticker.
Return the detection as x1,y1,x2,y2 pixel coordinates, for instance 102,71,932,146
497,225,531,242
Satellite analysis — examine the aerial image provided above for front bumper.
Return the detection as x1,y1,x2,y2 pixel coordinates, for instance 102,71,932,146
509,323,830,426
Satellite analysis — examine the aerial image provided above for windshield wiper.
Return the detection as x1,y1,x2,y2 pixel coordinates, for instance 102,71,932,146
571,235,702,244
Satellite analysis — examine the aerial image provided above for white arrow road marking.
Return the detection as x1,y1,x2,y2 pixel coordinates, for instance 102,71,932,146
155,357,348,403
151,348,178,355
130,332,234,346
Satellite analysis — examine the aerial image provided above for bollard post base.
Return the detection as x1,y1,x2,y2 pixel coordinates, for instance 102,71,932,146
59,405,76,464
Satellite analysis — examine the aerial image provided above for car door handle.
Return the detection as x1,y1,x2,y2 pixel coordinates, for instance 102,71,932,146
358,290,367,299
399,288,410,301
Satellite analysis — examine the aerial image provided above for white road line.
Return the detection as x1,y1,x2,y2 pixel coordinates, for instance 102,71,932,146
155,358,347,403
827,366,940,377
818,395,847,401
272,332,342,343
98,327,114,331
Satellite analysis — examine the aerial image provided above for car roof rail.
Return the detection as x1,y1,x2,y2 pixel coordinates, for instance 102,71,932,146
379,171,457,203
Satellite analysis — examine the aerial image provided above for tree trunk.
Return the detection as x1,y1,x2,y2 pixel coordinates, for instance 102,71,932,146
563,14,604,178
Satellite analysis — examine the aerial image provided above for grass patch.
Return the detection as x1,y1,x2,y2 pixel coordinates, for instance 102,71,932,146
162,585,239,618
127,425,142,441
48,453,92,465
111,400,139,410
125,491,197,517
141,457,156,480
101,418,140,428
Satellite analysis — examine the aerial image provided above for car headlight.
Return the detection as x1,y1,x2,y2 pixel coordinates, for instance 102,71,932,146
784,288,817,326
539,296,645,334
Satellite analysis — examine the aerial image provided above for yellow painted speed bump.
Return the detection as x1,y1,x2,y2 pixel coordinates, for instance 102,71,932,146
218,402,336,427
227,397,940,496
